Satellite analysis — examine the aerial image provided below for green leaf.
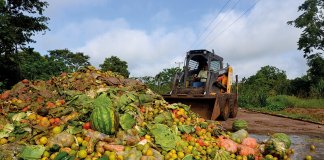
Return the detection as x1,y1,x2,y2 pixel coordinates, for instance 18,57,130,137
182,154,193,160
19,145,45,160
178,125,195,134
0,123,14,138
119,113,136,130
149,124,180,151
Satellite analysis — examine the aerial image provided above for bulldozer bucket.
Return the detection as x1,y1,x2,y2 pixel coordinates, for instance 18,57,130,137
163,95,221,120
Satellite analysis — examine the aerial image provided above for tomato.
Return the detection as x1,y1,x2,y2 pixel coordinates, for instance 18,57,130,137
83,122,91,130
47,102,55,108
54,118,60,125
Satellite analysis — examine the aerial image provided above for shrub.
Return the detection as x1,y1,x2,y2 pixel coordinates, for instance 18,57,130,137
265,95,293,111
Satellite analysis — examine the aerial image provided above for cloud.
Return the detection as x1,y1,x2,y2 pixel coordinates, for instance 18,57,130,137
76,21,195,77
196,0,306,79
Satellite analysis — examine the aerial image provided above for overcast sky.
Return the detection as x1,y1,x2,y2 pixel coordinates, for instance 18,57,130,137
31,0,307,79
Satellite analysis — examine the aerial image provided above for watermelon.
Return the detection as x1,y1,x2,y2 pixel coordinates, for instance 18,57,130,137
271,133,291,148
90,94,119,135
232,119,248,131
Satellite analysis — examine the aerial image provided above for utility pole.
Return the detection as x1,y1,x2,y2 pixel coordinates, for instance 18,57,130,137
175,62,183,68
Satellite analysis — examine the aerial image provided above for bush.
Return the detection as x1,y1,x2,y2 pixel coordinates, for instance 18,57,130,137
265,95,293,111
310,79,324,98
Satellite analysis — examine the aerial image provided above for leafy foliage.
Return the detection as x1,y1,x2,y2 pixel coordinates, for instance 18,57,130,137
16,50,91,81
100,56,130,78
0,0,49,55
138,67,182,95
287,0,324,59
47,49,91,73
239,66,289,108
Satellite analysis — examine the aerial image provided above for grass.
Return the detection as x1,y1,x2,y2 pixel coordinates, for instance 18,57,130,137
243,95,324,124
266,95,324,109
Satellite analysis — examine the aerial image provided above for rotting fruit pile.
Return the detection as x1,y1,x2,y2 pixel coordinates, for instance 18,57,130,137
0,66,294,160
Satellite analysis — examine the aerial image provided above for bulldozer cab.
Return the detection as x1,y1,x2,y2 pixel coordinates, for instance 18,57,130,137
171,49,231,95
163,49,238,121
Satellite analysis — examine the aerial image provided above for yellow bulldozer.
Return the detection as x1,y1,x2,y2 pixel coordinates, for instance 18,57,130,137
163,49,238,120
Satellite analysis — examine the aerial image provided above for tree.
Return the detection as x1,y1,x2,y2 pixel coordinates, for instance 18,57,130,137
287,0,324,59
0,0,49,90
307,54,324,84
100,56,130,77
47,49,91,73
0,0,49,55
239,66,289,107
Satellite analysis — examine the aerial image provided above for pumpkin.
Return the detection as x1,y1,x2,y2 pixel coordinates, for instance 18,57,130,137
90,94,119,135
232,119,248,131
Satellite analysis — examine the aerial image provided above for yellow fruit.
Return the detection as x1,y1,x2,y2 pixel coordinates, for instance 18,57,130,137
43,151,50,157
236,155,243,160
82,140,88,146
78,150,88,158
0,138,8,145
117,155,123,160
52,126,62,134
305,155,312,160
41,157,48,160
310,145,316,151
39,137,48,145
108,153,116,160
177,151,185,159
76,137,83,144
171,153,177,159
50,152,58,160
145,148,154,156
28,113,37,120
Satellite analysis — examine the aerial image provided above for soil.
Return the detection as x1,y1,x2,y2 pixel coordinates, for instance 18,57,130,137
220,108,324,138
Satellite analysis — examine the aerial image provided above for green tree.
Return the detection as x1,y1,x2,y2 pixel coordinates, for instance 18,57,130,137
17,50,48,80
239,66,289,107
47,49,91,73
0,0,49,90
100,56,130,77
307,55,324,97
0,0,49,55
307,54,324,84
287,0,324,59
288,75,310,98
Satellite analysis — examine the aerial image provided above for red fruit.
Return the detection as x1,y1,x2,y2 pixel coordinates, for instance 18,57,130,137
0,90,10,100
47,102,55,108
197,139,205,146
22,79,29,84
54,118,60,125
22,106,30,112
83,122,91,130
36,97,43,103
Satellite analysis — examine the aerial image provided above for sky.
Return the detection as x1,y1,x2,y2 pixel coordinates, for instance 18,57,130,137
31,0,307,79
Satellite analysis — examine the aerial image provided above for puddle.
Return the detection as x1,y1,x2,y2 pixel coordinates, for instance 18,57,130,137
250,134,324,160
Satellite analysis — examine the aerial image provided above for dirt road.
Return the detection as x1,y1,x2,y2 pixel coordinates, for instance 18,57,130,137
220,108,324,138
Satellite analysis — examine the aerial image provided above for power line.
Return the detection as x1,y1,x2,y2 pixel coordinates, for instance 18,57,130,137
189,0,232,50
194,0,241,49
205,0,261,48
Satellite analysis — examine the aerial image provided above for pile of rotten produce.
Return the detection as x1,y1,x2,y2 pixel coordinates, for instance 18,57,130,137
0,66,293,160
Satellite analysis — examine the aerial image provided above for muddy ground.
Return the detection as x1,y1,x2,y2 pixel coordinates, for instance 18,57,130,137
220,108,324,138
